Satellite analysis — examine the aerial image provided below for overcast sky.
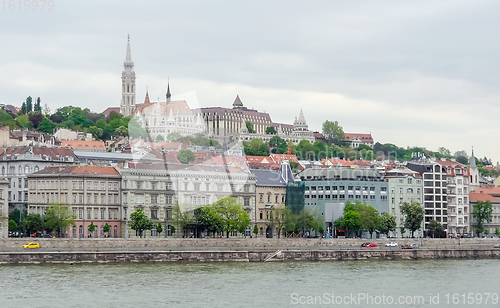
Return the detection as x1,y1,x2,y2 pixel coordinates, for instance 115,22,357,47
0,0,499,162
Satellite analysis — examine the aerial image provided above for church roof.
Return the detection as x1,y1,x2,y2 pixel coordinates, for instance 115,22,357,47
233,95,243,107
133,99,193,115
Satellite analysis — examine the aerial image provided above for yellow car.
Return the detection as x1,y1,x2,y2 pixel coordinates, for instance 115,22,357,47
23,242,40,249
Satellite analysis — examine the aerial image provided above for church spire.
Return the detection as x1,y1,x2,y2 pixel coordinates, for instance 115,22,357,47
470,147,477,169
126,34,132,63
121,35,136,117
166,79,171,103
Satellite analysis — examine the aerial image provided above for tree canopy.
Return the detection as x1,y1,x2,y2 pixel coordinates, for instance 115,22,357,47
401,201,424,238
472,200,493,234
130,208,154,238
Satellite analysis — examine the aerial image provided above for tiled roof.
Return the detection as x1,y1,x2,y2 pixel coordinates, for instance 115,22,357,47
0,146,77,160
102,107,120,117
344,133,373,142
133,98,192,115
469,192,500,202
434,159,470,177
270,153,298,164
33,166,119,176
61,139,106,151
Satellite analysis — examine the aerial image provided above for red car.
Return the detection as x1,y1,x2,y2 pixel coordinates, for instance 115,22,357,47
365,243,377,247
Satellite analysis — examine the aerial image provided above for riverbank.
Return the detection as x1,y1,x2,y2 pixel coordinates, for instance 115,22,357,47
0,248,499,264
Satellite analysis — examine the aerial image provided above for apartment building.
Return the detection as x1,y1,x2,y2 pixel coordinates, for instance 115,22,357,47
28,166,122,238
383,167,424,237
121,162,256,238
0,178,9,238
251,169,288,238
435,159,470,237
0,147,77,212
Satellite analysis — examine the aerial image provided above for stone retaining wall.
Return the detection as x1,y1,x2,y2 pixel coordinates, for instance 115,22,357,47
0,238,498,249
0,248,499,264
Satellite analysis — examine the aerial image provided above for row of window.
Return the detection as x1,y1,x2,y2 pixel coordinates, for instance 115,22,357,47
1,165,40,175
259,194,286,204
8,178,28,189
306,185,380,192
73,207,120,220
74,225,119,238
305,194,383,201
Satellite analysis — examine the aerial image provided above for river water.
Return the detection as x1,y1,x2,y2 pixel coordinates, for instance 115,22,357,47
0,259,498,308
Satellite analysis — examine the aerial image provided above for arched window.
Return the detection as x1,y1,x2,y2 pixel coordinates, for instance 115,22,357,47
34,166,39,172
24,165,30,174
260,212,263,219
259,227,263,235
79,225,83,238
18,165,22,174
114,225,118,238
1,167,4,175
407,188,413,194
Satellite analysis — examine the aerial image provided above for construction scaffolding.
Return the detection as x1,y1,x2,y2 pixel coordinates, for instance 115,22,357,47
285,182,305,214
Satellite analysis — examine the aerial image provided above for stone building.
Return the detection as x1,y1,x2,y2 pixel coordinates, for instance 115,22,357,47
383,167,424,237
27,166,122,238
120,35,136,117
0,147,78,212
251,169,288,238
0,178,10,238
120,162,256,238
469,187,500,236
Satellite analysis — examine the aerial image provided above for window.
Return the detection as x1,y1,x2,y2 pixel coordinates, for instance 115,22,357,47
151,194,158,204
267,195,271,202
151,182,158,190
87,208,91,219
101,182,105,191
151,209,158,219
166,195,172,204
101,208,105,219
108,182,112,191
217,184,223,192
73,194,77,204
108,195,112,204
184,183,188,190
87,194,91,203
114,226,118,238
18,179,22,188
136,194,144,204
73,181,77,190
194,183,200,191
87,181,91,190
166,182,172,190
100,194,105,204
244,185,250,193
79,208,83,219
407,188,413,193
79,194,83,204
137,181,143,189
79,182,83,190
94,181,98,190
94,208,99,219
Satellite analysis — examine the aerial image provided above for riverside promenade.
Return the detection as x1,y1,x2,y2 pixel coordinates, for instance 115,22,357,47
0,238,499,263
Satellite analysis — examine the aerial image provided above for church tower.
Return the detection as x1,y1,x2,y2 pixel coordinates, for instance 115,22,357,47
121,35,136,116
470,147,480,190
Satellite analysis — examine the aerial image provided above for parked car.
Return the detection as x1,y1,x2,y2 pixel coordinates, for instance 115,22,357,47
365,243,377,247
23,242,40,249
385,242,398,247
494,243,500,248
410,243,420,249
401,244,412,249
360,242,371,247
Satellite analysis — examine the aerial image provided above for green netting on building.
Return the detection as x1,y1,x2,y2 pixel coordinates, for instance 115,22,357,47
285,182,305,214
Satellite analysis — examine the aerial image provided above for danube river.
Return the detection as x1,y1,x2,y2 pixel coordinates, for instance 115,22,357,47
0,259,498,307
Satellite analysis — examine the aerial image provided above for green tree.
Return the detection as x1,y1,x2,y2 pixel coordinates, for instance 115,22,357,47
115,125,128,137
472,200,493,235
212,196,250,238
9,209,27,226
454,150,469,165
265,126,277,134
128,116,148,140
156,222,163,236
37,117,56,133
8,219,18,232
357,203,381,238
103,223,111,237
88,221,96,237
177,149,196,164
296,140,315,160
0,109,18,129
22,213,44,235
401,201,424,238
296,209,323,236
85,125,104,140
42,104,51,115
268,135,287,154
194,206,223,237
322,120,345,145
44,204,76,237
156,135,165,142
427,219,443,238
26,96,33,112
34,97,42,113
437,147,452,159
495,227,500,236
21,102,27,114
130,208,154,238
243,138,269,156
379,213,396,237
245,121,256,133
167,131,183,141
253,224,259,237
16,114,30,128
272,206,293,238
169,204,194,237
